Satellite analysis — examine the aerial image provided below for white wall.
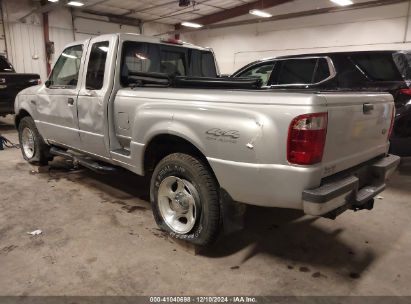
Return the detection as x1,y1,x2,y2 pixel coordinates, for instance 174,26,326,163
0,3,7,56
1,0,173,80
1,0,47,78
183,1,411,74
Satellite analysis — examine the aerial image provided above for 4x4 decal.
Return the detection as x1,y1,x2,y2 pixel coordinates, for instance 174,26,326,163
206,128,240,139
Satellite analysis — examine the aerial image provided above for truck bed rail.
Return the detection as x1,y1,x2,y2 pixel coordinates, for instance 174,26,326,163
127,71,262,90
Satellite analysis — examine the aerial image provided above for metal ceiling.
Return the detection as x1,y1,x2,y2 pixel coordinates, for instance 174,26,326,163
78,0,257,24
22,0,406,31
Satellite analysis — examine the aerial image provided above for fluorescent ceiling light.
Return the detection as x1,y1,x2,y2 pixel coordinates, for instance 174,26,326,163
48,0,59,2
67,1,84,6
330,0,353,6
181,21,203,28
249,9,272,18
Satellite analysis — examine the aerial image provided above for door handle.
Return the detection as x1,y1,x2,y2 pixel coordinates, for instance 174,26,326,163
363,103,374,114
68,98,75,106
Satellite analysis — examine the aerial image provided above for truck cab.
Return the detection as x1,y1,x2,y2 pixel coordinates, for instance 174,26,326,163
18,34,218,161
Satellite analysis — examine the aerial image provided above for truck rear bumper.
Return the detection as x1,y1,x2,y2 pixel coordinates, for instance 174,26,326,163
302,154,400,217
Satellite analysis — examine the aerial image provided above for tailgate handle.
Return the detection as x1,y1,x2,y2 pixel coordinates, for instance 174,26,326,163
363,103,374,114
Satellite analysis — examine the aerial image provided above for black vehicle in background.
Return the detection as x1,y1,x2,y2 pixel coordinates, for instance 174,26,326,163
0,55,41,116
232,51,411,156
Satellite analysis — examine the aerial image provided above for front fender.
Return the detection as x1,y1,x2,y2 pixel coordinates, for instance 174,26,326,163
14,93,38,127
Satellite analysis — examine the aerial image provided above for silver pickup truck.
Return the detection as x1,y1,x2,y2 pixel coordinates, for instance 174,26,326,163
14,33,400,246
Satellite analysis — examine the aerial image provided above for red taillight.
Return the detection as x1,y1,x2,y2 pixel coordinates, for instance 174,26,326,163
400,88,411,95
388,106,395,139
287,113,328,165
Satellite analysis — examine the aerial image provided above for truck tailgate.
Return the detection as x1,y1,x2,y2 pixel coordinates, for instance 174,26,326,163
320,92,394,178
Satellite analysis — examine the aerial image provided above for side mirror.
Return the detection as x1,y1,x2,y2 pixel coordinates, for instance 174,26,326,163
45,80,52,88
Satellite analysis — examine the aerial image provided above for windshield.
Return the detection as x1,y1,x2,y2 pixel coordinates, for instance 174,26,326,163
0,56,15,72
393,51,411,80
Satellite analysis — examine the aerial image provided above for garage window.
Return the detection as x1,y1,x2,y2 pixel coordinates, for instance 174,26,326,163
49,45,83,88
86,41,109,90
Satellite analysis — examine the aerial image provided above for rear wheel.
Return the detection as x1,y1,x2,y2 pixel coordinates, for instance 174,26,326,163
18,116,51,165
150,153,221,246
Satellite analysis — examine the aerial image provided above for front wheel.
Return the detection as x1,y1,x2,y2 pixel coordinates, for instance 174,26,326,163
18,116,51,165
150,153,221,246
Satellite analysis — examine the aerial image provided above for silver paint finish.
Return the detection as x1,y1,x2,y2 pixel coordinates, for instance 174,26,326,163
77,35,118,158
21,127,35,159
158,176,198,234
15,33,395,210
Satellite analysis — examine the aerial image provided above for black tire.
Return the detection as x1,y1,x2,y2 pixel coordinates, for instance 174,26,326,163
150,153,221,246
18,116,51,165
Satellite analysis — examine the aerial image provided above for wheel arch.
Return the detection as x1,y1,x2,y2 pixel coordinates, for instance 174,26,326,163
143,133,218,184
15,109,33,129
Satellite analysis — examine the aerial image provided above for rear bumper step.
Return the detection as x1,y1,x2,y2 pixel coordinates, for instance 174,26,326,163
50,147,117,174
302,154,400,217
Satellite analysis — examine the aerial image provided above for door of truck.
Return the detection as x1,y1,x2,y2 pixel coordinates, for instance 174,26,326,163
36,42,88,148
77,35,117,158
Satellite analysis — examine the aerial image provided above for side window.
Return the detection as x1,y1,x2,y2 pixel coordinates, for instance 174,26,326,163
121,41,192,86
314,58,331,83
49,45,83,87
86,41,109,90
277,59,317,85
238,63,275,86
122,42,159,76
350,53,403,81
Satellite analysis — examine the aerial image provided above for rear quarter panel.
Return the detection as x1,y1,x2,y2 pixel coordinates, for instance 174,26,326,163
113,88,328,208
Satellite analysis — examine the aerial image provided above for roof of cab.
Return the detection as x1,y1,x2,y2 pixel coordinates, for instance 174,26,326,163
67,33,211,51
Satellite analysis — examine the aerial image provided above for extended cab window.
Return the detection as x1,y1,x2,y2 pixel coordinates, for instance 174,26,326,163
120,41,217,85
238,63,275,86
86,41,109,90
49,45,83,87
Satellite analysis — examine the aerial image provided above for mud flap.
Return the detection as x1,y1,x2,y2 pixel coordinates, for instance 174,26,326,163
220,189,246,235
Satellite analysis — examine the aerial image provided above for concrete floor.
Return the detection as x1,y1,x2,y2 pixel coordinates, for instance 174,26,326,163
1,115,411,296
